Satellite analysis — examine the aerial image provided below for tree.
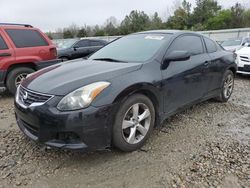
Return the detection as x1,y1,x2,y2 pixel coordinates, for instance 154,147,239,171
45,32,53,40
120,10,151,35
192,0,221,30
150,12,163,29
63,29,74,39
104,17,119,36
205,10,232,30
230,3,245,28
243,9,250,27
93,25,105,36
77,27,87,38
166,0,192,30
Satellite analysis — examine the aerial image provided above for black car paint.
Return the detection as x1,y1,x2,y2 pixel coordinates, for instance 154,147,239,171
57,39,107,60
35,59,62,70
22,60,143,95
15,31,237,151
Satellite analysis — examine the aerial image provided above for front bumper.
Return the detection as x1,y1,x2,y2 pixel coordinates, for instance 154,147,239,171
15,96,115,151
236,55,250,74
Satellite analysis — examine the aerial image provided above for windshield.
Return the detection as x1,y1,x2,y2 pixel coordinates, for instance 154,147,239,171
89,33,172,62
221,38,242,47
56,39,79,49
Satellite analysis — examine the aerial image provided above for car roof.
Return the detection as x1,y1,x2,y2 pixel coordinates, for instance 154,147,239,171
0,23,34,29
135,30,205,37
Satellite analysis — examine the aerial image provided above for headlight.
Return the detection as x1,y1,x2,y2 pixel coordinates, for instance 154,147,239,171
57,81,110,111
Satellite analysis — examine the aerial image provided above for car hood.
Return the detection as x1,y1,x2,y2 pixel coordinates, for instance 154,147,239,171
236,47,250,55
22,59,142,95
223,45,240,51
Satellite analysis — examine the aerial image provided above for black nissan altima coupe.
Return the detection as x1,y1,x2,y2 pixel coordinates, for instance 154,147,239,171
15,30,237,152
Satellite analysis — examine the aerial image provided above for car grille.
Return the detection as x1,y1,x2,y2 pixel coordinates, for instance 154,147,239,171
18,86,53,107
240,56,250,63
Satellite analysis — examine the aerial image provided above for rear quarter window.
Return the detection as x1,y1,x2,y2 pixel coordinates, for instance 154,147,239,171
0,35,8,50
5,29,49,48
204,38,217,53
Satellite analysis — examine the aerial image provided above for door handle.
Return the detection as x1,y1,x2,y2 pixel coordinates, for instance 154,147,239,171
0,53,11,57
204,61,210,66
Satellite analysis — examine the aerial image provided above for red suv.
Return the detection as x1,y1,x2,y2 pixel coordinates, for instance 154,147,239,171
0,23,59,94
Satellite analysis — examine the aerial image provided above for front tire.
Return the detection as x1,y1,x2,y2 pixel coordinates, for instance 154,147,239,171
6,67,34,95
216,70,234,102
113,94,155,152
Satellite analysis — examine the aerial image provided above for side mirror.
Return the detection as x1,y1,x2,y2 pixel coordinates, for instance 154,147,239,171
73,45,80,51
166,50,191,62
244,42,250,47
161,51,191,70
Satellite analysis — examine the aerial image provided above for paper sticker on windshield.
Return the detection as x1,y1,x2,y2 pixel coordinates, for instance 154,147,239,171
145,35,164,40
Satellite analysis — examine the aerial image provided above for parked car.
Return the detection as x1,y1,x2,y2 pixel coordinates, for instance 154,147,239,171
236,43,250,75
15,30,237,152
0,23,60,94
57,38,107,61
221,37,250,52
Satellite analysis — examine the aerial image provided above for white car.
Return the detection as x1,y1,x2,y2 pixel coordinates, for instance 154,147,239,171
236,44,250,75
221,37,250,52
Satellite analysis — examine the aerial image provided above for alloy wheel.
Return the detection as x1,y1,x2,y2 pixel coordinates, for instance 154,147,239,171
223,74,234,99
15,73,28,87
122,103,151,144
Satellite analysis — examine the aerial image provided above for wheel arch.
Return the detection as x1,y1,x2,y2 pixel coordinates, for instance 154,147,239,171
5,62,36,83
113,83,162,126
228,66,237,76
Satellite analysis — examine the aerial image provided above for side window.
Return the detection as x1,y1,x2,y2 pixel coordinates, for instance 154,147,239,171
0,35,8,50
204,38,217,53
168,35,204,56
90,41,102,46
5,29,49,48
76,40,89,47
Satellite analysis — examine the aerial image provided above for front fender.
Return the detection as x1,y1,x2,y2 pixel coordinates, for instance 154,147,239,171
91,61,163,113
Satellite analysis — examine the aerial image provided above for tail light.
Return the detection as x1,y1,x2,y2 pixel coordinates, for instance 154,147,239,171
49,47,57,58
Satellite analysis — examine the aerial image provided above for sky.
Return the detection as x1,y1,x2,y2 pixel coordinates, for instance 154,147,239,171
0,0,249,32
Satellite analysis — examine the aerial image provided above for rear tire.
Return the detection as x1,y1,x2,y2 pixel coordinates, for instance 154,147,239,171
113,94,155,152
6,67,34,95
215,70,234,102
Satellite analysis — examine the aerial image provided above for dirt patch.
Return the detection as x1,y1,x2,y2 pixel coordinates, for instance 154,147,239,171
0,77,250,188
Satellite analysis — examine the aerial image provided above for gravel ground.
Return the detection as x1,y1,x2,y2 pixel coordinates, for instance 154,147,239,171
0,76,250,188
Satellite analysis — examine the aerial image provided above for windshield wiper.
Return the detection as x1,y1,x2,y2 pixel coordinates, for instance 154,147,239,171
92,58,127,63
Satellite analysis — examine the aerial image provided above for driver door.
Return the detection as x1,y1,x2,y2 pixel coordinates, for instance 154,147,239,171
161,35,211,114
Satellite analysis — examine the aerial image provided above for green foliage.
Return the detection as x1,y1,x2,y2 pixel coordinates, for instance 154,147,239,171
243,10,250,27
77,28,87,38
120,10,151,35
205,10,232,30
45,32,53,40
149,12,164,29
192,0,222,30
230,3,245,28
104,22,118,36
63,29,74,39
166,0,192,30
50,0,250,39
